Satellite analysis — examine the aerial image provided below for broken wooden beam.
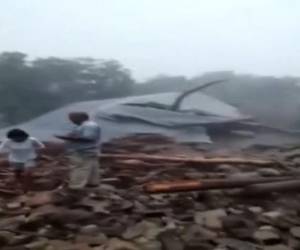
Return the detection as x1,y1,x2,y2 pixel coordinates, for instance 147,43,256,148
144,177,296,193
0,188,19,196
242,179,300,195
100,153,275,166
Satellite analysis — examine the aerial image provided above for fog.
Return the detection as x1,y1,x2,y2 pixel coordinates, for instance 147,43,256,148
1,1,300,131
1,0,300,80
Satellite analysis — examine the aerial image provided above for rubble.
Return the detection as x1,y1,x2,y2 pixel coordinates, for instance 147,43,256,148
243,180,300,195
258,168,281,177
194,209,227,230
248,206,263,214
290,227,300,239
264,245,292,250
254,227,281,244
79,224,101,235
101,153,276,166
0,134,299,249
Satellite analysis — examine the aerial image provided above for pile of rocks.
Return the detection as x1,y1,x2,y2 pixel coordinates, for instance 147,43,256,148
0,135,299,250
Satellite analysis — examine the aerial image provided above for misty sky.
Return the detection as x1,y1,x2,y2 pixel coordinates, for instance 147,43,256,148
1,0,299,80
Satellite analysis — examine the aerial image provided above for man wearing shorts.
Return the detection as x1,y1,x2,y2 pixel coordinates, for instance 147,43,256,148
0,129,45,192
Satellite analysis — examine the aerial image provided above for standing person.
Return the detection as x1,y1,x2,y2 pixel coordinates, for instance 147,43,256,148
0,129,45,193
55,112,101,190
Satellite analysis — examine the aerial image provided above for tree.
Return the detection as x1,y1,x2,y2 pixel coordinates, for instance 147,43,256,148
0,52,135,125
0,52,46,124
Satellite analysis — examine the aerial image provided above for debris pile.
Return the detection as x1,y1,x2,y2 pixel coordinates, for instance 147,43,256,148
0,135,300,250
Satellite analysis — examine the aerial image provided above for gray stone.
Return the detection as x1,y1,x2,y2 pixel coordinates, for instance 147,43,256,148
55,208,94,224
139,240,162,250
288,237,300,249
184,172,205,179
122,221,161,240
6,202,22,210
222,215,249,230
122,222,146,240
104,238,139,250
159,230,184,250
26,205,61,226
183,225,217,242
10,234,36,246
37,226,53,237
263,245,292,250
81,199,111,214
134,237,162,250
0,230,15,245
254,228,280,244
93,247,105,250
75,233,107,246
214,247,228,250
150,194,165,200
227,207,243,215
263,211,282,220
258,168,281,177
259,225,276,231
194,209,227,230
80,225,100,235
133,200,147,211
217,238,256,250
290,227,300,239
25,239,49,250
46,240,74,250
0,215,26,231
229,172,260,179
162,217,177,230
217,164,238,173
184,241,214,250
248,206,263,214
65,224,79,230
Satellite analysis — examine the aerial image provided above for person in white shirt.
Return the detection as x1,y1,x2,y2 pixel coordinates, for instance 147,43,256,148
0,129,45,192
55,112,101,190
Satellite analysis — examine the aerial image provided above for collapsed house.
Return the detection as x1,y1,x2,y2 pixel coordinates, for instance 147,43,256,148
0,91,244,143
0,134,300,250
1,84,300,249
1,81,300,149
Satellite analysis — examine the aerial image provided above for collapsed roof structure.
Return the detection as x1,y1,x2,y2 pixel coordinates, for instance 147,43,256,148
1,80,300,147
1,84,300,250
0,80,251,143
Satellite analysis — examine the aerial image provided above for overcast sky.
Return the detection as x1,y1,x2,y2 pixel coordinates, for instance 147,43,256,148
0,0,299,80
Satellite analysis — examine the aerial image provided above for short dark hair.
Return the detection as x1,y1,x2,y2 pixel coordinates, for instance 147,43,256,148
7,129,29,140
69,112,89,120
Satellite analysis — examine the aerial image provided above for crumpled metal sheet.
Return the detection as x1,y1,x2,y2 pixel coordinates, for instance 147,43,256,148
0,92,246,143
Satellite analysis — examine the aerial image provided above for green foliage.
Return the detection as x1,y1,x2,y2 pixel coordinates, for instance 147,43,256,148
0,52,135,125
1,51,300,130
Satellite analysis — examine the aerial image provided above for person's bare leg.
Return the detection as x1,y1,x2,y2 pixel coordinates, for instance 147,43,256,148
14,169,23,191
22,169,32,193
87,158,100,187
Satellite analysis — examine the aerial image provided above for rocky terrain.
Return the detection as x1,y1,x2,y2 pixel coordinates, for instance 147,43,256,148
0,135,300,250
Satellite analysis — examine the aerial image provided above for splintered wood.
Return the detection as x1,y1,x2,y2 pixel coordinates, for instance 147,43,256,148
144,177,296,193
100,153,275,166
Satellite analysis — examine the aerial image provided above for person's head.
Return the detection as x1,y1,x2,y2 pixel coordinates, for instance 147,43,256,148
68,112,89,125
7,128,29,143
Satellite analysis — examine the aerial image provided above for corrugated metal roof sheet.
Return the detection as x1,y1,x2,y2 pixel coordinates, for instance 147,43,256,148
0,92,247,143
